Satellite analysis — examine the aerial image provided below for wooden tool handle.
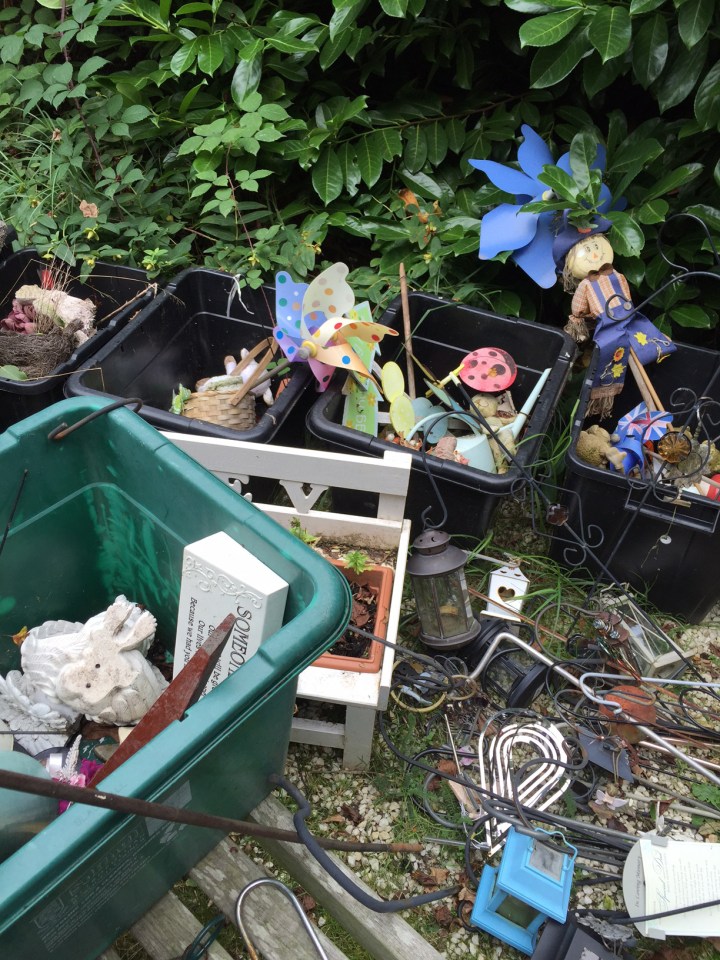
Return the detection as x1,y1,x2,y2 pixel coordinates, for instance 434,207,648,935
628,347,665,412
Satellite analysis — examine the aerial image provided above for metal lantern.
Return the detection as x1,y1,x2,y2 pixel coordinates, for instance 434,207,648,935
482,643,548,709
470,827,576,955
406,529,482,650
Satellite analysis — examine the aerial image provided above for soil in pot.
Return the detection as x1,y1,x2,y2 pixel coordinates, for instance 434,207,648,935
312,559,394,673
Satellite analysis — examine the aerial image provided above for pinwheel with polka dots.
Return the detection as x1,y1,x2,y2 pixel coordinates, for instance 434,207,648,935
273,262,398,391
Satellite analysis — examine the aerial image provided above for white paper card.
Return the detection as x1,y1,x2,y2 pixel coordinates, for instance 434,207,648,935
623,837,720,939
173,532,288,694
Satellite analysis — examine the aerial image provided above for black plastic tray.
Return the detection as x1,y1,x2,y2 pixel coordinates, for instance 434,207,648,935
306,291,575,537
550,340,720,623
65,267,313,445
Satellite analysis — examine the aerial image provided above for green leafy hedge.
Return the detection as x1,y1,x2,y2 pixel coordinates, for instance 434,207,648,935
0,0,717,330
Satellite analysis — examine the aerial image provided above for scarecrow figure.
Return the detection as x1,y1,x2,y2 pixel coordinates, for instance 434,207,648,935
553,216,675,417
470,126,676,418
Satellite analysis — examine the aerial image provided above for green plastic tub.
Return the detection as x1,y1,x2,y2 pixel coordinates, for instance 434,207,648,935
0,397,351,960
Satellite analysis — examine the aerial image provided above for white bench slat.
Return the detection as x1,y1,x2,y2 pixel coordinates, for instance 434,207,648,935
131,891,234,960
190,838,350,960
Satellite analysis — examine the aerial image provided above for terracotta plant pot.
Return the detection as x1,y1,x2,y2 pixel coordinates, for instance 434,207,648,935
313,560,394,673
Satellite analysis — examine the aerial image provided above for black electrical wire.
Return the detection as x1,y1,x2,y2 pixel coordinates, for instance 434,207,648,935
270,773,460,912
577,896,720,925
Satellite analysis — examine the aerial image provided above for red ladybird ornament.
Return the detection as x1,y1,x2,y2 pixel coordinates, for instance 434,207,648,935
459,347,517,393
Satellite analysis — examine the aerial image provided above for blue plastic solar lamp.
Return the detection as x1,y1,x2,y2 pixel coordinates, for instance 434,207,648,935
469,827,577,955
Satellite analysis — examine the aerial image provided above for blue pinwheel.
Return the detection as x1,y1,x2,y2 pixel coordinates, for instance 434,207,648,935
469,125,613,288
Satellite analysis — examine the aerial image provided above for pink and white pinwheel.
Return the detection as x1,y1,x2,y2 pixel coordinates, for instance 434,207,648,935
274,262,397,391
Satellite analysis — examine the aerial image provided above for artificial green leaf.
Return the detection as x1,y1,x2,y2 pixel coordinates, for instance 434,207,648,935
678,0,713,50
670,304,713,328
537,164,579,201
694,61,720,130
425,121,448,165
629,0,665,12
587,6,631,63
403,126,427,172
530,28,590,87
645,163,702,200
231,54,262,108
356,132,383,187
637,198,669,224
0,365,28,381
607,212,644,257
568,130,597,190
311,147,343,203
519,8,584,48
631,14,668,88
197,34,224,75
122,104,152,123
656,35,708,113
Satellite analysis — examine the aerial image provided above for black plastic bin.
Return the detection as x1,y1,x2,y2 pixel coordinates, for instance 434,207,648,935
550,341,720,623
306,292,575,538
65,267,313,447
0,250,152,430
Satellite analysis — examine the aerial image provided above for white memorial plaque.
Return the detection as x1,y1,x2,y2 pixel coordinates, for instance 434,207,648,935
173,532,288,694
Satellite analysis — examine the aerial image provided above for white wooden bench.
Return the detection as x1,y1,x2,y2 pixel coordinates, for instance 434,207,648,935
164,435,413,769
100,794,445,960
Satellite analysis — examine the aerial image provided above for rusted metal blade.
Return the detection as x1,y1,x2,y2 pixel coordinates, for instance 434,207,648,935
89,613,236,786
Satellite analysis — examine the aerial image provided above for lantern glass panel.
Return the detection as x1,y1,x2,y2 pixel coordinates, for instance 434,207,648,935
412,577,442,639
435,571,473,638
495,894,540,928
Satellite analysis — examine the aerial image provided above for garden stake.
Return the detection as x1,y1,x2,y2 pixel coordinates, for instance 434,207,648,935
0,768,423,855
399,262,417,400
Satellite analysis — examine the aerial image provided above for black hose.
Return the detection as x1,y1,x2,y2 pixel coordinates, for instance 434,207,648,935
270,773,460,912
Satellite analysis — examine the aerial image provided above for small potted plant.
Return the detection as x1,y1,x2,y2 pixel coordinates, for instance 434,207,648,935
290,522,394,674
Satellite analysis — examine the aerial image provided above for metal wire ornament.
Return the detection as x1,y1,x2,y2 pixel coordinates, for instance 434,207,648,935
478,711,572,854
235,877,329,960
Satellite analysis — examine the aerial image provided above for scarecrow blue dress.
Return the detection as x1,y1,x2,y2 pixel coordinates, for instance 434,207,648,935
566,264,675,417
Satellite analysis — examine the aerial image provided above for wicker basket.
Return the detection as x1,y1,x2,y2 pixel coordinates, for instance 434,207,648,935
181,388,257,431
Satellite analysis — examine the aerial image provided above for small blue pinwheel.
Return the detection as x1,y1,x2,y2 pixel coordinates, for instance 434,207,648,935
469,125,613,288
